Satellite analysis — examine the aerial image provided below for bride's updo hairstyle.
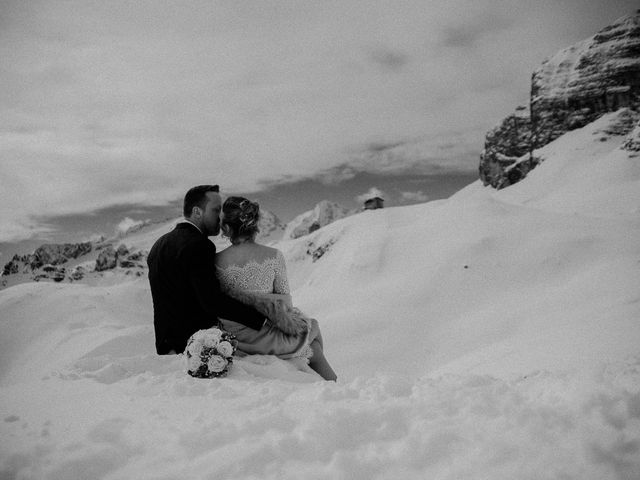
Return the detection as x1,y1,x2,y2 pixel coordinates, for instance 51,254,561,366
222,196,260,243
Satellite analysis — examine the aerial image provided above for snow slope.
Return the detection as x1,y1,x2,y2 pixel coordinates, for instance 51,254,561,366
282,200,354,240
1,111,640,479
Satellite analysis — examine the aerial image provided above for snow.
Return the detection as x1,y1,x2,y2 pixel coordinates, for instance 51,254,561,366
499,111,640,217
282,200,353,240
2,113,640,478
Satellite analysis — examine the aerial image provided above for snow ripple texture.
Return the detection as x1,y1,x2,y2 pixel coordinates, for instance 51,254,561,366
2,360,640,480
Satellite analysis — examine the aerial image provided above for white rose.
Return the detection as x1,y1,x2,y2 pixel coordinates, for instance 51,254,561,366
216,341,234,358
187,354,202,372
203,329,223,347
207,355,228,373
187,338,203,358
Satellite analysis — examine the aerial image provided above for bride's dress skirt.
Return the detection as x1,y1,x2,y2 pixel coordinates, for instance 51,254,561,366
220,312,317,359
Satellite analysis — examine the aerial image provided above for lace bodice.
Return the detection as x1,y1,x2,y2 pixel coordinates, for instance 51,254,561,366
216,250,290,295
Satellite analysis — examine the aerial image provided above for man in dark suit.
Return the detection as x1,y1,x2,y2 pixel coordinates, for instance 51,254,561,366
148,185,302,354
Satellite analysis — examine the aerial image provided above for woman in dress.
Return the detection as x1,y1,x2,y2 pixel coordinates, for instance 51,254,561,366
215,196,337,381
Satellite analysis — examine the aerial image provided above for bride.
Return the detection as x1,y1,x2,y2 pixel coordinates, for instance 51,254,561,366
215,196,337,381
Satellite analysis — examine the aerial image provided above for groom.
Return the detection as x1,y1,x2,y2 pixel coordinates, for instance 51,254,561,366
148,184,303,355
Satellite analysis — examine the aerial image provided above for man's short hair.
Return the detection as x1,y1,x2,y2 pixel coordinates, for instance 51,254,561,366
183,185,219,217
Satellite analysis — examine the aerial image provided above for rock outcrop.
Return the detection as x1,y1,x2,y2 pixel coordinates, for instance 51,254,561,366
69,266,87,281
2,242,92,275
32,243,93,268
95,243,146,273
622,120,640,152
283,200,354,240
480,10,640,188
95,245,118,271
1,239,147,286
479,106,539,188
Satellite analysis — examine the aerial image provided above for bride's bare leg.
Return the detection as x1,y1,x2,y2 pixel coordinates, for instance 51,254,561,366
309,338,337,381
314,328,324,349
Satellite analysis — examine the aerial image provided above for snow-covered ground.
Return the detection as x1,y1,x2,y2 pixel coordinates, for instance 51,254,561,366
2,111,640,479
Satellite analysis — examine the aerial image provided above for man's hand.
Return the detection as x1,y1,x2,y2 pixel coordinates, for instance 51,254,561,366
228,290,306,335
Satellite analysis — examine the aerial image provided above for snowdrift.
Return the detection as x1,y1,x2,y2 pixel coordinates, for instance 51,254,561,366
2,111,639,479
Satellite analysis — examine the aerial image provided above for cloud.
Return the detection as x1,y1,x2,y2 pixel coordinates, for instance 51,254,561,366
356,187,387,204
115,217,148,237
0,218,56,244
0,0,635,241
366,48,410,72
439,11,514,49
315,166,359,186
81,233,107,243
400,190,429,203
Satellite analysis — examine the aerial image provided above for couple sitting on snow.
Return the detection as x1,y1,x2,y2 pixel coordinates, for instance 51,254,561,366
147,185,337,381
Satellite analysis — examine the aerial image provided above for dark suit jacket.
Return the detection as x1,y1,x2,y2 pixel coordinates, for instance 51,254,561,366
147,222,265,354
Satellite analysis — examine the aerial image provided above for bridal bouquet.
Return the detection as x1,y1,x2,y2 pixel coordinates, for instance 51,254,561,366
185,327,237,378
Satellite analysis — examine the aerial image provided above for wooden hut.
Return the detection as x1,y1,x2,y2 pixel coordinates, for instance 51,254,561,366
364,197,384,210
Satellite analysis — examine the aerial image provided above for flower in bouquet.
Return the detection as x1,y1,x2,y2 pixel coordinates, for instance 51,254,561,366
216,341,234,358
185,327,237,378
207,354,227,373
203,329,222,347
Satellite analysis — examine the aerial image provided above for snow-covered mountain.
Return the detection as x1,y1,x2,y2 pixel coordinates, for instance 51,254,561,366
2,109,639,478
282,200,355,240
480,10,640,188
0,207,286,290
254,208,285,243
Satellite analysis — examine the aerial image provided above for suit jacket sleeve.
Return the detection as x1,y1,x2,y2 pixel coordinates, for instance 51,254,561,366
184,238,265,331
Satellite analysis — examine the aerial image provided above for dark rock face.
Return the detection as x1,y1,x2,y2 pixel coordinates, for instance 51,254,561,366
52,267,66,282
95,246,118,271
31,243,93,269
118,249,147,271
306,238,336,262
1,239,147,288
480,11,640,188
479,107,534,188
95,244,146,272
3,257,21,275
531,12,640,147
2,242,92,276
622,121,640,152
116,244,129,258
126,251,145,262
69,266,86,281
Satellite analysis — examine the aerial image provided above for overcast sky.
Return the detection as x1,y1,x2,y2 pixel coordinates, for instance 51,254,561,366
0,0,636,242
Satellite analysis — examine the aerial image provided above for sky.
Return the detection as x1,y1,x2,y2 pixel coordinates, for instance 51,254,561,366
0,0,637,248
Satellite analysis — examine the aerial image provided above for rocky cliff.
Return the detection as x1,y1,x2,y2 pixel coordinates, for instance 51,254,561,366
480,10,640,188
2,242,92,275
1,240,146,288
